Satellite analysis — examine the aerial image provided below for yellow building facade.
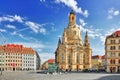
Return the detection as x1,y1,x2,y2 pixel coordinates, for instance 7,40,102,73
92,55,103,69
105,30,120,73
55,11,92,71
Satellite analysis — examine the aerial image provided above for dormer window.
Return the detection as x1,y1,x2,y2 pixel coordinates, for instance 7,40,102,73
113,34,116,37
118,33,120,37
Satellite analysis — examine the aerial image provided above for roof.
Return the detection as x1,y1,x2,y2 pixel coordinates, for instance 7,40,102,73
102,55,105,59
47,59,55,63
70,10,75,15
0,44,35,54
92,55,102,59
107,30,120,38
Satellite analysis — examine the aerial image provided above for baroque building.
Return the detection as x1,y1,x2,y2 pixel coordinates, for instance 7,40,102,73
92,55,105,69
55,11,92,71
105,30,120,73
0,44,41,71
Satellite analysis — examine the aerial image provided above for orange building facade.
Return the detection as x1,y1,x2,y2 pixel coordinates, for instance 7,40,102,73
41,59,55,70
92,55,105,69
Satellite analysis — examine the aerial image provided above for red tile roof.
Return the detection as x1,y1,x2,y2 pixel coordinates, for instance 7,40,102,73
0,44,35,54
102,55,105,59
48,59,55,63
107,30,120,38
92,55,102,59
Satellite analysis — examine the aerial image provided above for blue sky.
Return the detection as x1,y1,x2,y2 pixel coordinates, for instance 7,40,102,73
0,0,120,63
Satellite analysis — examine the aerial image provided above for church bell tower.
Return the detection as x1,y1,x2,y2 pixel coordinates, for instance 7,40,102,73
68,10,76,26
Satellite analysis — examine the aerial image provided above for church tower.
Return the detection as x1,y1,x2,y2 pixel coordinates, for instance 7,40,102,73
68,10,76,26
55,11,92,71
83,31,92,69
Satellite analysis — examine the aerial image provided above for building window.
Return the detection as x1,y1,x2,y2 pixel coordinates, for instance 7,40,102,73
119,46,120,50
110,40,113,44
110,46,116,50
110,59,115,64
113,46,116,50
110,40,115,44
119,40,120,43
119,59,120,64
119,53,120,56
118,59,120,64
110,53,115,57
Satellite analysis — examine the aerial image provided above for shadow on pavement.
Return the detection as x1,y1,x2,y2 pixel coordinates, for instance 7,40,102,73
36,70,48,74
97,75,120,80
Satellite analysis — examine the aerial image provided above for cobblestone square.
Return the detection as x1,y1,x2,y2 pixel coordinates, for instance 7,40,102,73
0,71,120,80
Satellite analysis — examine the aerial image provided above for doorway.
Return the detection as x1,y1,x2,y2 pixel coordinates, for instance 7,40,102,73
13,68,15,71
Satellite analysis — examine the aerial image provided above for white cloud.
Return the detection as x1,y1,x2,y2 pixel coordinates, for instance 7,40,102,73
6,24,16,29
0,28,7,32
11,27,29,35
55,0,89,17
77,19,104,43
0,16,14,22
13,15,23,23
108,8,120,19
25,21,47,34
40,0,46,2
79,19,87,27
11,31,28,40
25,21,39,33
11,31,17,35
97,28,120,44
108,15,113,19
0,14,48,35
114,10,119,16
40,28,46,34
0,15,24,23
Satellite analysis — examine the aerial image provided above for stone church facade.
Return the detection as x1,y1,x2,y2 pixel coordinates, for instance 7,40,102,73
55,11,92,71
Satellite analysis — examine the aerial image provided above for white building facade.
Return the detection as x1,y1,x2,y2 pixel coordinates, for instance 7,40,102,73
0,44,40,71
105,30,120,73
